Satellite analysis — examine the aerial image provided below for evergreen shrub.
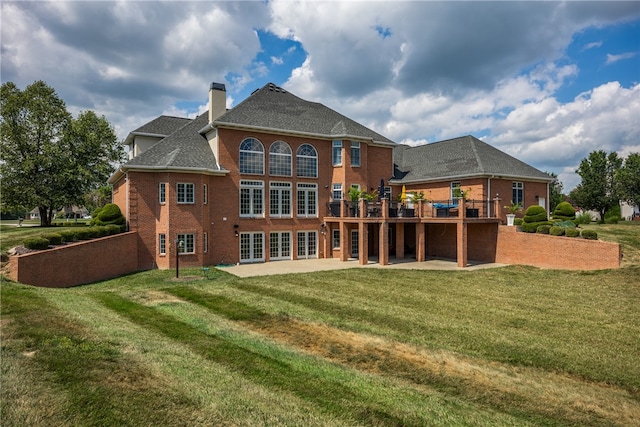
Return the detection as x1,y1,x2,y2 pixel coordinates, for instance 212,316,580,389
536,225,551,234
549,226,565,236
75,229,92,240
59,230,78,242
565,228,580,238
514,218,524,226
581,230,598,240
105,224,122,235
91,203,125,226
24,237,50,250
41,233,63,245
552,202,576,221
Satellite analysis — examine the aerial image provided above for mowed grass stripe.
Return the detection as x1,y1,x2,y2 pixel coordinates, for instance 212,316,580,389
0,285,199,427
94,292,426,427
167,286,638,427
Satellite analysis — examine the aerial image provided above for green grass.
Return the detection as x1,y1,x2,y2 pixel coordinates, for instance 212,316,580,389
2,222,640,426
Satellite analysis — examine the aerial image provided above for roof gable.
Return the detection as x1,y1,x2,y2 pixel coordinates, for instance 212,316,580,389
131,115,192,136
392,136,552,183
214,83,395,145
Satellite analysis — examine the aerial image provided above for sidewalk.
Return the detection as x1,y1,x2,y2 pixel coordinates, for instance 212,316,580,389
217,257,506,278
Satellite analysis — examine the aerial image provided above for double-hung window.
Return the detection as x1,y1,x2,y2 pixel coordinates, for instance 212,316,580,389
269,182,292,217
332,183,343,201
450,182,461,200
512,182,524,206
158,233,166,255
332,229,340,249
332,140,342,166
240,180,264,217
159,183,166,204
203,184,207,204
350,141,361,167
177,183,194,204
297,183,317,217
176,233,195,254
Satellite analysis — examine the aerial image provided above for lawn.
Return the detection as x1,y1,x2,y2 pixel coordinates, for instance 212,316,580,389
1,223,639,426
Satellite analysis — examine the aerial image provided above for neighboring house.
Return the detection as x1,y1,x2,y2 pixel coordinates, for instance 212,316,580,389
109,82,552,270
28,208,40,220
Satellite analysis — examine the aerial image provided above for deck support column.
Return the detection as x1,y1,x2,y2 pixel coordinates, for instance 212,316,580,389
396,222,405,259
457,221,468,267
379,221,389,265
359,222,368,265
416,223,425,262
340,222,350,261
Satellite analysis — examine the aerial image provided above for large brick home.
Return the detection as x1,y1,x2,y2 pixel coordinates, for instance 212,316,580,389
109,82,552,270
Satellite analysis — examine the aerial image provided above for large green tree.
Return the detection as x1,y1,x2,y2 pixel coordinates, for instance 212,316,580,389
0,81,124,226
545,171,564,212
570,150,622,222
616,152,640,211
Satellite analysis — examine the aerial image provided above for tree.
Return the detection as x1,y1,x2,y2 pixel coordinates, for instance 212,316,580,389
570,150,622,222
0,81,124,226
616,152,640,210
546,171,564,212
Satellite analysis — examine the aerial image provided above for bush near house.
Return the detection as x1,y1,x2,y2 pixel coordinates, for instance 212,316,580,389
23,237,50,250
75,229,92,240
536,225,552,234
521,205,550,233
565,228,580,238
581,229,598,240
41,233,63,245
552,202,576,221
91,203,125,227
549,226,565,236
59,230,78,242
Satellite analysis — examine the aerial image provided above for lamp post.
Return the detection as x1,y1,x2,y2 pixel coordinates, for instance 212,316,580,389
175,238,184,278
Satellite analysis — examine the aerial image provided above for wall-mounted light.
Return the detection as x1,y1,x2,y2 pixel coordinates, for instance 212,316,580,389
320,223,327,235
535,195,539,200
234,224,239,237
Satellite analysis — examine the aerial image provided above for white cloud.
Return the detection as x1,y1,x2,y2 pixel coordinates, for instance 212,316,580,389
582,41,603,51
606,52,638,64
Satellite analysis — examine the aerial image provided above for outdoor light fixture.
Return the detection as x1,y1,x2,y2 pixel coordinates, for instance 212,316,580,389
234,224,239,237
320,223,327,235
175,239,184,279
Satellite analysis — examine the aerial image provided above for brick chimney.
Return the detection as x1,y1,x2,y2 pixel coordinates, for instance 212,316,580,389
208,82,226,122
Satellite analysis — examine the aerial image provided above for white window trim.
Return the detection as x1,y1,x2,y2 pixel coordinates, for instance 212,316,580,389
240,180,265,218
177,182,195,204
350,141,361,167
332,140,342,166
332,183,343,201
159,182,166,204
269,181,292,218
269,231,292,261
297,183,318,218
177,233,195,255
159,233,166,255
203,184,208,205
332,229,340,249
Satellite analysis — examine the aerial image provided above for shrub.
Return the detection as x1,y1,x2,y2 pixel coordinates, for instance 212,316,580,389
41,233,63,245
59,229,78,242
575,212,592,225
523,205,548,223
536,225,551,234
24,237,50,250
581,230,598,240
605,215,620,224
552,202,576,221
549,226,565,236
552,220,577,229
105,224,122,235
521,221,551,233
87,227,103,238
91,203,125,226
565,228,580,238
75,229,92,240
514,218,524,226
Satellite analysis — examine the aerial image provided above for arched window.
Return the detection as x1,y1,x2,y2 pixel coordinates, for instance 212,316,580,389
296,144,317,178
239,138,264,175
269,141,292,176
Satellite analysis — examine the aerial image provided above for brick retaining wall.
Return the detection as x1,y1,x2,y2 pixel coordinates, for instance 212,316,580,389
495,226,621,270
9,232,138,288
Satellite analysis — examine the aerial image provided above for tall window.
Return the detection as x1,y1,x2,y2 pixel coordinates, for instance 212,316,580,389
177,183,195,204
332,183,343,201
159,183,166,204
269,141,292,176
203,184,207,204
332,229,340,249
240,232,264,262
450,182,461,200
176,233,195,254
296,144,318,178
239,138,264,175
240,180,264,217
512,182,524,205
270,231,291,260
158,233,166,255
203,232,208,253
269,182,292,217
297,183,317,217
350,141,361,167
332,140,342,166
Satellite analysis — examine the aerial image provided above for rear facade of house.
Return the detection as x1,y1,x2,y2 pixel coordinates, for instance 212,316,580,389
109,82,552,270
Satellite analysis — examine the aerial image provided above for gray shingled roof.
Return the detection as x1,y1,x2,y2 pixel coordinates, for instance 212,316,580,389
214,83,395,145
125,113,222,172
391,135,552,183
131,115,192,136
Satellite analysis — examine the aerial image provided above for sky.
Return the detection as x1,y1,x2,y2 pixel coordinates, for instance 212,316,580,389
2,1,639,192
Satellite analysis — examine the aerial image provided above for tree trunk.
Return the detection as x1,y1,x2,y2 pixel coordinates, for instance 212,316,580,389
38,206,53,226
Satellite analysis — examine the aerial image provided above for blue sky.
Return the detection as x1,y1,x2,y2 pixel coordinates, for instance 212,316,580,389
2,1,639,191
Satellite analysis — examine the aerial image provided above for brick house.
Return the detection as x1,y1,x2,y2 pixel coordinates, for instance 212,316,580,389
109,82,552,270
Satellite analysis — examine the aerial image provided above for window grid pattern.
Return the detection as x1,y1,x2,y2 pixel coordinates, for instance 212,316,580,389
332,140,342,166
203,184,207,204
240,232,264,262
203,232,208,253
177,183,194,204
159,183,166,204
159,234,166,255
240,138,265,175
297,183,317,217
177,233,195,254
350,141,361,166
270,231,291,260
351,230,359,256
450,182,461,200
269,141,292,176
296,144,318,178
269,182,292,217
332,183,343,201
513,182,524,205
240,180,264,217
332,229,340,249
297,231,317,258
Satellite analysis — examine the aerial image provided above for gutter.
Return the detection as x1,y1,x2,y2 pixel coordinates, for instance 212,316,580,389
108,165,230,184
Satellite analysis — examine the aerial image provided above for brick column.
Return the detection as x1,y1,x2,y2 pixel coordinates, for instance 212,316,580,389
493,197,501,219
379,221,389,265
416,223,425,262
382,199,389,219
458,197,466,219
359,222,368,265
457,221,468,267
396,222,405,259
340,222,350,261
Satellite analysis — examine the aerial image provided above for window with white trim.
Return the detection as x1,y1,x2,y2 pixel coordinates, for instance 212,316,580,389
203,184,207,205
297,183,317,217
159,183,166,204
512,182,524,206
240,180,264,217
159,233,166,255
177,183,195,204
269,141,292,176
350,141,361,167
332,140,342,166
269,182,292,217
203,232,208,253
240,232,264,263
177,233,195,254
332,183,343,201
296,144,318,178
332,229,340,249
240,138,264,175
450,182,461,200
270,231,291,260
297,231,317,258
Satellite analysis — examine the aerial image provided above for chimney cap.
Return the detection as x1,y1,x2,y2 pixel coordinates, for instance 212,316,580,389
210,82,226,92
